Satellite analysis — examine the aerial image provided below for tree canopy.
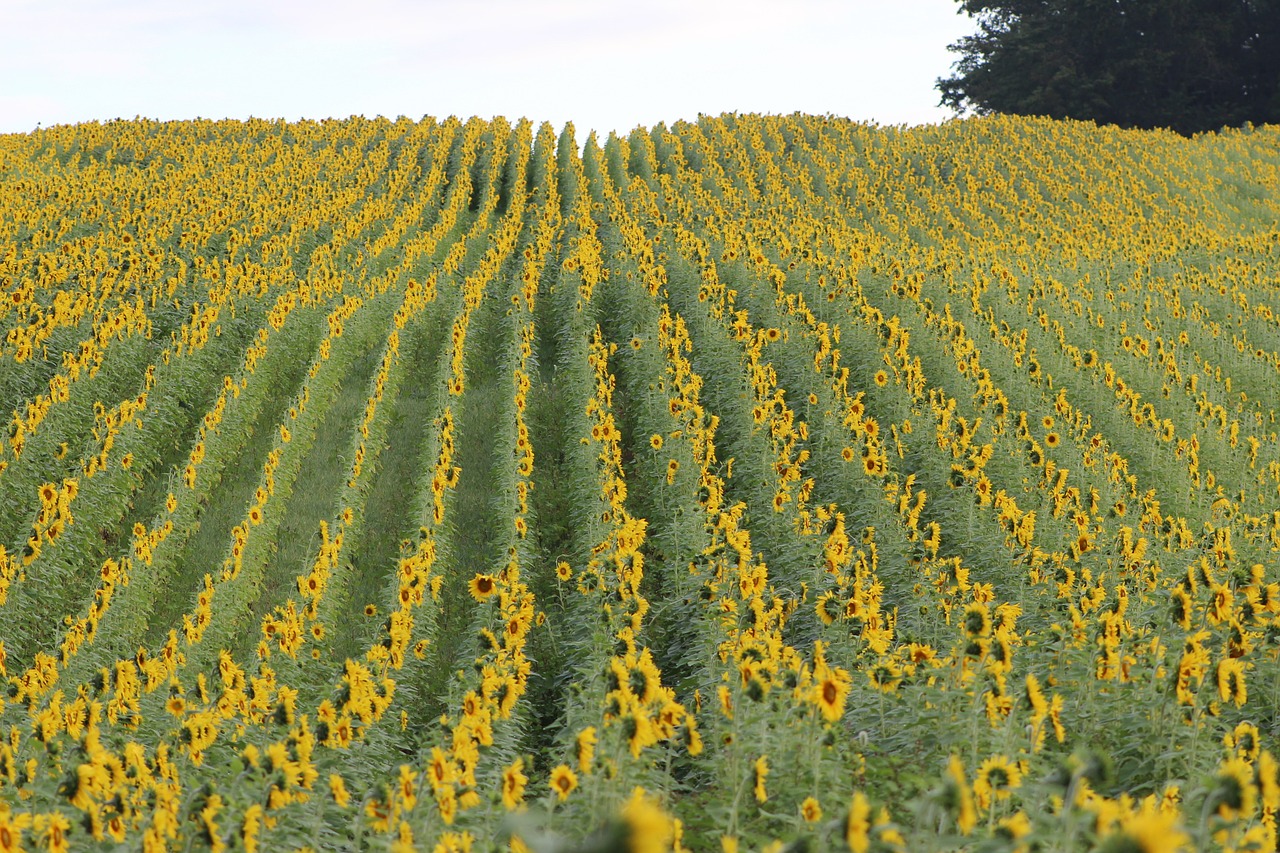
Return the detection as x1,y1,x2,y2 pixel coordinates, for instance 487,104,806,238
938,0,1280,134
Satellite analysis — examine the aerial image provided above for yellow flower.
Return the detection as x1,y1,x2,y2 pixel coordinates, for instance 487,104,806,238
845,792,871,853
620,788,673,853
576,727,597,775
943,755,977,835
800,796,822,823
549,764,578,801
1217,657,1247,707
240,804,264,853
35,812,71,853
437,785,457,825
398,764,418,812
1214,756,1257,820
813,661,852,722
650,434,663,450
963,602,991,638
1225,721,1261,762
754,755,769,803
329,774,350,807
1096,800,1188,853
0,807,33,853
974,755,1021,807
501,758,527,810
390,821,415,853
469,574,497,602
996,811,1032,843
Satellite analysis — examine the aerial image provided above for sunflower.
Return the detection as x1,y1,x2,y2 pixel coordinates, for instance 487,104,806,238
995,811,1032,842
1208,584,1233,625
873,370,889,387
869,659,903,693
436,785,457,825
549,764,578,801
1258,751,1280,813
556,561,573,582
1213,756,1257,820
501,758,527,810
1217,657,1247,707
1225,721,1261,763
753,756,769,802
1044,432,1060,448
468,574,497,602
1024,674,1048,717
619,789,674,853
1169,587,1192,630
942,755,977,835
37,812,71,853
1090,799,1187,850
844,792,871,853
816,591,841,626
649,434,663,450
576,727,597,775
800,796,822,823
974,475,993,504
813,664,852,723
973,755,1022,807
963,602,991,638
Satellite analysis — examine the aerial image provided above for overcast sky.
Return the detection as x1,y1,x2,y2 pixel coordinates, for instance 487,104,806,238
1,0,974,137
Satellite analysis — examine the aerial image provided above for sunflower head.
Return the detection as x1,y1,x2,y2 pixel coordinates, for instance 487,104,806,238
468,573,498,602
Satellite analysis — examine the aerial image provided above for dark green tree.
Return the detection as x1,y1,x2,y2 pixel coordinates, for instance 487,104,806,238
938,0,1280,134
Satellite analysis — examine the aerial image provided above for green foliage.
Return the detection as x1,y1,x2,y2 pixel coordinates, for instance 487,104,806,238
939,0,1280,134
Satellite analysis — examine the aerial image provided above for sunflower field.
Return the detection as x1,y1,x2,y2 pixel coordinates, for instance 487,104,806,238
1,112,1279,852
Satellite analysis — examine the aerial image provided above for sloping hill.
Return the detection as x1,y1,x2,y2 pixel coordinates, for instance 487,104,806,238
1,113,1278,850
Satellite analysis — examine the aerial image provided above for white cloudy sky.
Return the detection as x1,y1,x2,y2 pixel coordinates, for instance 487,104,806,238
1,0,974,136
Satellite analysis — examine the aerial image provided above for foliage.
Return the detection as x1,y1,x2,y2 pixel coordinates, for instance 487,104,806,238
938,0,1280,134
